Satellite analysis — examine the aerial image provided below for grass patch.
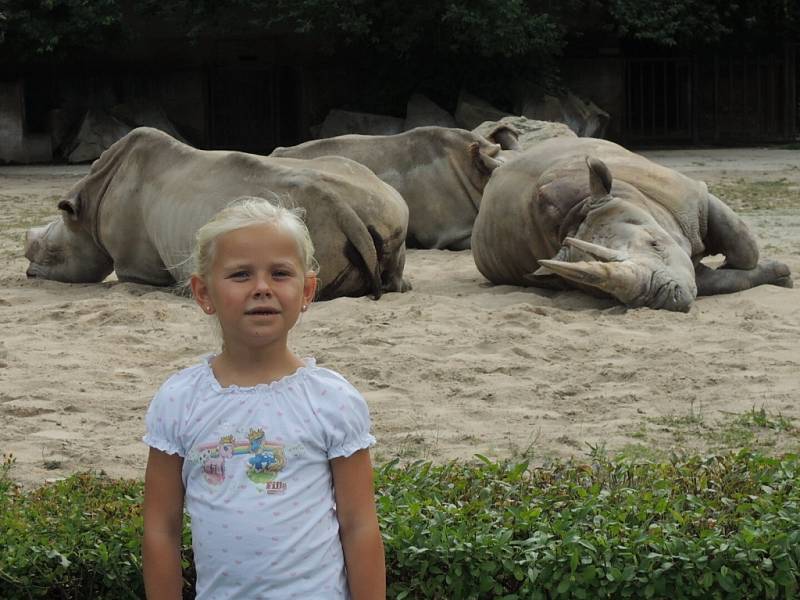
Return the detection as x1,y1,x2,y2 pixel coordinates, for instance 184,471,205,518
642,406,799,454
0,195,59,234
614,442,668,463
709,407,799,451
736,407,796,432
709,179,800,212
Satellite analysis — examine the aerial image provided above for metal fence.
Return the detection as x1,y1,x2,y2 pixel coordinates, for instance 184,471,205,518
624,45,797,144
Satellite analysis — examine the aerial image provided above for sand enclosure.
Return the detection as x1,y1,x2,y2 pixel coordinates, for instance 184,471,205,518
1,148,799,488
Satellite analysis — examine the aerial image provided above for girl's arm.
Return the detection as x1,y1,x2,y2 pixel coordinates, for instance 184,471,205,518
143,448,185,600
331,449,386,600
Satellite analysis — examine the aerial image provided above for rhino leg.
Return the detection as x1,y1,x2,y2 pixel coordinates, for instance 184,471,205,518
695,260,793,296
448,233,473,251
704,193,759,269
698,193,793,295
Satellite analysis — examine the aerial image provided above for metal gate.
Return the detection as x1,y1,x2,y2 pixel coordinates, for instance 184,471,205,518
624,58,694,143
623,47,797,144
696,53,790,142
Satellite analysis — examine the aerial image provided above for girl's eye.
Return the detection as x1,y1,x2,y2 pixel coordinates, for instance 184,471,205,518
273,270,292,278
229,271,249,279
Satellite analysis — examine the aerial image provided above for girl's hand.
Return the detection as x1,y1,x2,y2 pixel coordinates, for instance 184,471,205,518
331,449,386,600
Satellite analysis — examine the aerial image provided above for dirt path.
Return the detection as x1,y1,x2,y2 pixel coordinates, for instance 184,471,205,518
2,147,798,488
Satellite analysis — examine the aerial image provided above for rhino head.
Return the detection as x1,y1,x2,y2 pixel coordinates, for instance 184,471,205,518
535,157,697,312
24,190,114,283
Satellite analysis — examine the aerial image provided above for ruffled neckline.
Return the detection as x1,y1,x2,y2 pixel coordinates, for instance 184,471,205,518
201,354,317,393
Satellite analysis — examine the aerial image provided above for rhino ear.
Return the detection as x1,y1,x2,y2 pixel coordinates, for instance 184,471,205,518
586,156,612,202
57,193,81,222
469,142,503,176
484,124,521,151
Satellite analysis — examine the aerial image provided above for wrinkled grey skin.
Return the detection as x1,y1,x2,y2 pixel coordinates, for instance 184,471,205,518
472,137,792,312
25,127,410,300
271,126,517,250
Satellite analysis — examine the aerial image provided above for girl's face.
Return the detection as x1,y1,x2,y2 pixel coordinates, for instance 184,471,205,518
191,224,317,353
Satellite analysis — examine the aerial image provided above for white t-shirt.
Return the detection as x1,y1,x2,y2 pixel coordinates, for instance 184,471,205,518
143,356,376,600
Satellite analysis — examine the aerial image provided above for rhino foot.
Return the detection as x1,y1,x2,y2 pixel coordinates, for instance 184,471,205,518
760,259,793,288
696,259,793,296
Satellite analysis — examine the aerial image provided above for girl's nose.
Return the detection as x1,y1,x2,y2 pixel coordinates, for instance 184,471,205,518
253,274,272,296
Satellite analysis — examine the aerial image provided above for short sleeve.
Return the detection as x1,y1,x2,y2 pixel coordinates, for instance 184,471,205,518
313,374,376,459
142,378,186,457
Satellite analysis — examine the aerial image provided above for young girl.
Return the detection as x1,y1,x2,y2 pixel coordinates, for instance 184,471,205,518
142,197,386,600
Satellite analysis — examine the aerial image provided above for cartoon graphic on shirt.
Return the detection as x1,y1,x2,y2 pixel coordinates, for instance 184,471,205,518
191,426,293,492
246,428,286,484
219,434,235,459
247,428,264,453
199,449,226,485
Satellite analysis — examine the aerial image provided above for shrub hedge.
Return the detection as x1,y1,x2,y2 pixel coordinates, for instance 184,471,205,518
1,450,798,599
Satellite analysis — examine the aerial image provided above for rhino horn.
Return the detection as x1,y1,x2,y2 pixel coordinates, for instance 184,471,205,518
536,258,650,304
530,264,555,277
563,237,628,262
532,238,625,277
537,258,613,286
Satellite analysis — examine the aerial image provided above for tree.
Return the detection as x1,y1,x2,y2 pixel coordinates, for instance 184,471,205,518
0,0,124,60
603,0,799,48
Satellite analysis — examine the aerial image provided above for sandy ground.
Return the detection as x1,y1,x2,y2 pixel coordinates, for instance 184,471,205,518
1,148,799,488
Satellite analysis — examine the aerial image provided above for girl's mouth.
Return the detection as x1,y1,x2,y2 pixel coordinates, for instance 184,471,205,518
245,307,280,315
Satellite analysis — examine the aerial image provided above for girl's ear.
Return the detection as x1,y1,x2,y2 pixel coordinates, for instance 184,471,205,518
191,274,216,314
303,272,318,307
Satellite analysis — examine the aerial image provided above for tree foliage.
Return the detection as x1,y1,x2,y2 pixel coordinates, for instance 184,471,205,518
128,0,571,110
259,0,569,109
0,0,124,60
0,0,796,71
603,0,800,48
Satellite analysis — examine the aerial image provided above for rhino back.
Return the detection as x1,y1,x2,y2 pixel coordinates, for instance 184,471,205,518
146,149,405,292
273,127,486,249
88,128,407,294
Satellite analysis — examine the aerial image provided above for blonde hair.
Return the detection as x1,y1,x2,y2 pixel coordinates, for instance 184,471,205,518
189,196,318,283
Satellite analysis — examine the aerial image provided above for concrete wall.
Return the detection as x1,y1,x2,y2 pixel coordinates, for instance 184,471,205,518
0,81,24,161
560,57,625,142
7,68,207,162
150,70,207,146
0,80,51,163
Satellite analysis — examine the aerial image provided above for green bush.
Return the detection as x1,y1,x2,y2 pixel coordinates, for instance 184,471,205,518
379,452,800,599
1,450,798,599
0,455,194,600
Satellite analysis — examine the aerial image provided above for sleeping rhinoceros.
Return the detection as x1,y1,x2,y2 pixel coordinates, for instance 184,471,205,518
24,127,410,300
471,137,792,311
270,126,516,250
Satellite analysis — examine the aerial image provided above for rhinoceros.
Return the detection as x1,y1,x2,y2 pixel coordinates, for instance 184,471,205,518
270,126,516,250
24,127,410,300
471,137,792,311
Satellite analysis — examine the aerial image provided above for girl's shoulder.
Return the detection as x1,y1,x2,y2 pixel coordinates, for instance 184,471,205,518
303,362,361,396
303,364,371,422
301,363,375,456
